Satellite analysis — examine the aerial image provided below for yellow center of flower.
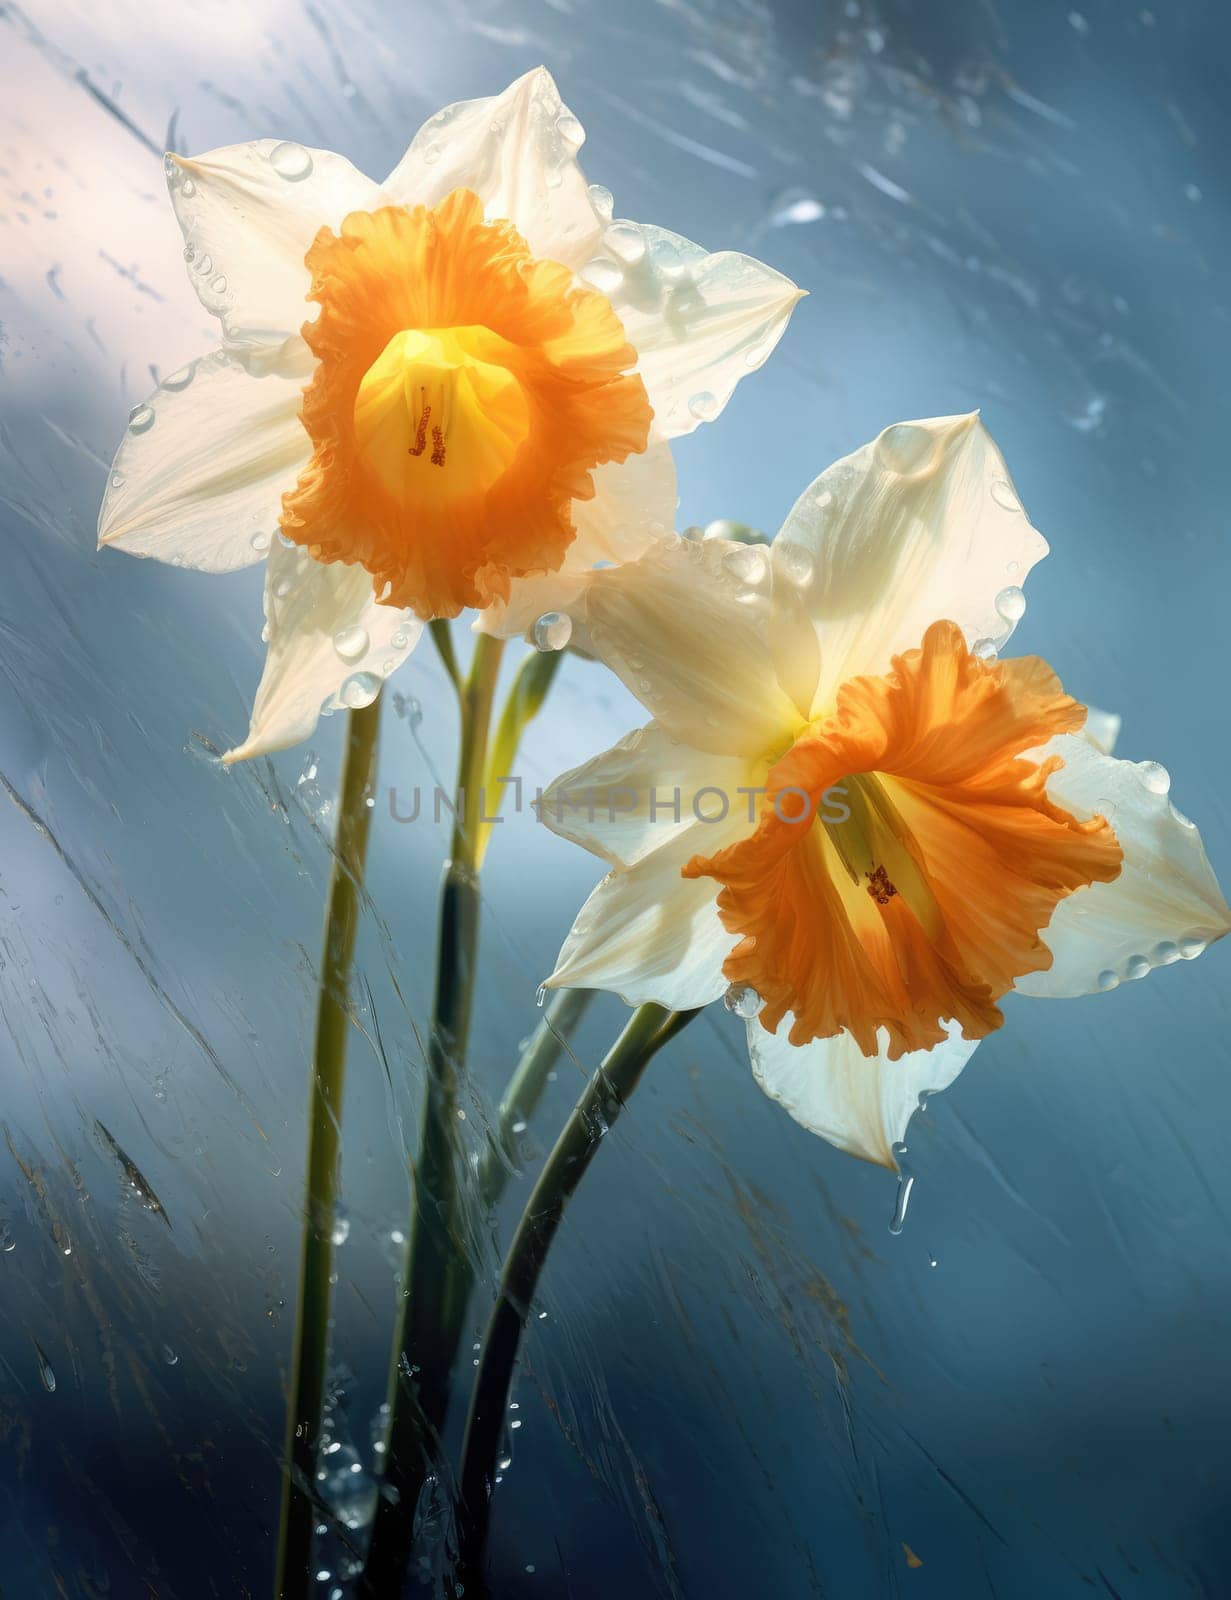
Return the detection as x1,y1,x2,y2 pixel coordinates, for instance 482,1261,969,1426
352,325,532,504
279,188,653,619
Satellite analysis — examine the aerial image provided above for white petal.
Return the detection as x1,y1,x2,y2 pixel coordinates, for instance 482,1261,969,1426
1081,705,1121,756
383,67,602,269
477,445,677,639
167,142,382,368
747,1016,979,1168
593,225,802,441
1016,733,1231,997
539,721,755,869
545,815,745,1011
583,536,802,756
772,414,1050,714
98,352,308,573
223,541,422,764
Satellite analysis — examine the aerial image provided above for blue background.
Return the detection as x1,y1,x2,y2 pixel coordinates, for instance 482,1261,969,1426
0,0,1228,1594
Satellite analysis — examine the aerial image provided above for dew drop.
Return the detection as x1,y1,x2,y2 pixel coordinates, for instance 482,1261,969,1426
1137,760,1170,795
723,545,769,586
194,253,213,276
775,540,814,587
813,487,834,508
180,176,196,198
162,1344,179,1366
877,422,935,475
990,479,1021,512
604,220,646,264
250,529,272,553
162,154,177,181
556,112,585,148
1151,940,1181,966
109,472,125,490
1124,954,1151,981
269,141,313,181
341,671,381,709
587,182,614,221
971,637,998,661
127,404,155,435
687,390,719,422
580,257,624,296
330,1216,351,1246
995,585,1026,623
333,624,370,663
422,142,442,166
532,611,572,652
1179,936,1207,960
722,982,764,1019
161,363,195,392
209,274,228,294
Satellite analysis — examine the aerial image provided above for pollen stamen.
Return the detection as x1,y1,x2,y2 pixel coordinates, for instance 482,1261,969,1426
866,865,898,905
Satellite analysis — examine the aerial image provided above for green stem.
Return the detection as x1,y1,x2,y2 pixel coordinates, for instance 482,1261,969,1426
274,696,382,1600
474,987,594,1212
362,634,504,1590
456,1003,699,1565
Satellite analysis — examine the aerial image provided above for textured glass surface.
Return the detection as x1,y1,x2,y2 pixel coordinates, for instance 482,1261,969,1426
1,1,1228,1595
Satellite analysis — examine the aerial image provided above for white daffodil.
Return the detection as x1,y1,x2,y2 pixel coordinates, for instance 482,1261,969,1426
96,67,802,762
538,414,1231,1167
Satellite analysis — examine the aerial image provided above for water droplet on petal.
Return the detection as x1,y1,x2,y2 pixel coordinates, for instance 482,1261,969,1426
687,390,719,422
109,472,125,489
1137,760,1170,795
194,253,213,276
995,585,1026,624
775,541,814,587
422,142,442,166
723,545,769,586
333,625,370,663
331,1215,351,1246
971,637,998,661
1179,936,1207,960
556,112,585,149
127,405,155,435
161,363,194,392
723,982,764,1019
587,183,614,221
1151,940,1180,966
580,257,624,296
532,611,572,652
990,479,1021,512
604,221,646,264
1124,954,1151,981
209,274,228,295
250,529,272,553
341,672,381,709
269,141,313,181
877,422,936,475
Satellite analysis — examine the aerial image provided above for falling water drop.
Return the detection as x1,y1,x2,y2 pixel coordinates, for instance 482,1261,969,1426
888,1143,914,1235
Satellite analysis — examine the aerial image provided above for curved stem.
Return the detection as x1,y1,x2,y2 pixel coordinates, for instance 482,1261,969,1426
474,986,594,1212
362,634,504,1591
456,1003,699,1565
274,696,382,1600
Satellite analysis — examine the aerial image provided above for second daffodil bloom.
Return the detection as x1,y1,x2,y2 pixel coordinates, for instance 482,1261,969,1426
538,415,1231,1167
96,68,802,762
